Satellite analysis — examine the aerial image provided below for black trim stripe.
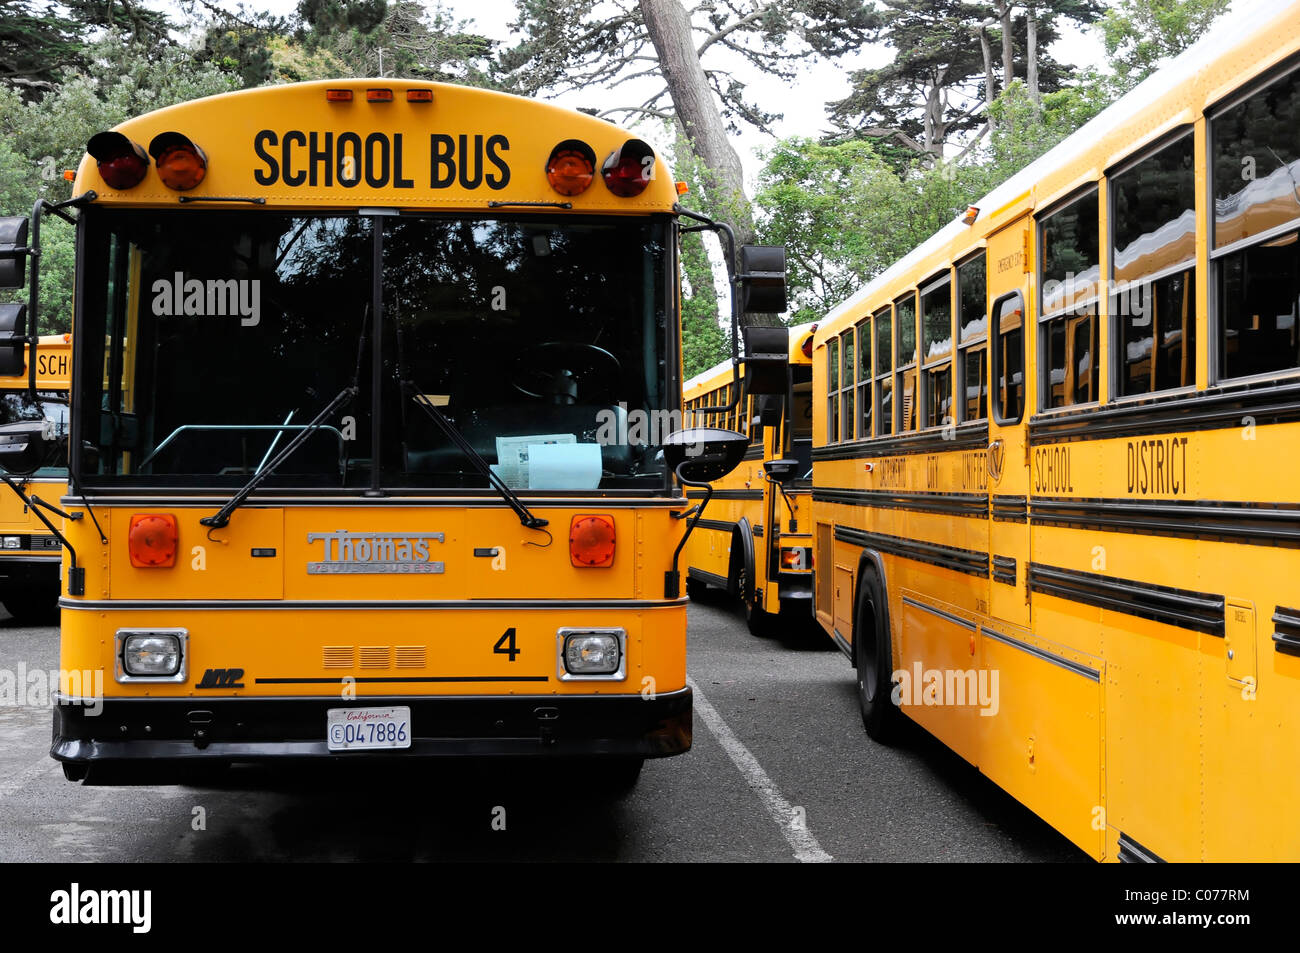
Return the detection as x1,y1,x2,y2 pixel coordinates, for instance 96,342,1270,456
981,626,1101,682
1028,563,1224,636
1031,497,1300,548
814,487,987,519
902,596,976,631
835,525,987,578
1028,378,1300,445
685,489,764,501
1272,607,1300,657
992,555,1016,586
1117,833,1165,863
62,597,688,611
693,518,734,533
743,445,763,461
830,627,853,660
812,422,989,460
62,494,688,508
687,567,728,589
992,495,1028,522
255,675,550,684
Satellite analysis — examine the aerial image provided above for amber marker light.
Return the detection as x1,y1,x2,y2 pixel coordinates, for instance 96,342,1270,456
326,89,353,102
148,132,207,191
546,140,596,197
128,514,178,568
570,515,616,568
406,89,434,103
366,88,394,102
961,206,980,225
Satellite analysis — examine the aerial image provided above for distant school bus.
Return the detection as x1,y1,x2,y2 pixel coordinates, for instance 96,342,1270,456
0,334,70,623
681,324,815,633
0,79,780,784
811,0,1300,861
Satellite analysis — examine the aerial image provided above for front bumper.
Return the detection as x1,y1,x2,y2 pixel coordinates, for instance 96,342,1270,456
51,687,692,770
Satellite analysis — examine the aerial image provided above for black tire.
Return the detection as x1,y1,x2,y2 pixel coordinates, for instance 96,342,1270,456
61,761,88,783
854,567,902,744
685,576,708,601
744,591,780,637
1,588,59,626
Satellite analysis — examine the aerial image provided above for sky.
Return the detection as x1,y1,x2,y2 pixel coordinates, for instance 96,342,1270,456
149,0,1105,190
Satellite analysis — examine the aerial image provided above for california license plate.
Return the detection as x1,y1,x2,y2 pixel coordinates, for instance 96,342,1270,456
326,707,412,751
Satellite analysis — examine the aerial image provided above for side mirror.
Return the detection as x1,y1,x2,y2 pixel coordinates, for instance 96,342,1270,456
743,325,789,396
0,303,27,377
662,427,748,483
763,458,800,483
737,245,787,314
0,216,28,289
0,420,56,473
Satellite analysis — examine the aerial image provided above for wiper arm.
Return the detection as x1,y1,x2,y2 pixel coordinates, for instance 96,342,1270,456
403,382,548,531
199,385,357,530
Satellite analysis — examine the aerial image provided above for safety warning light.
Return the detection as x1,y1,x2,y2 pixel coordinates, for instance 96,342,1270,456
801,323,817,359
148,132,207,191
86,132,149,191
569,515,616,568
546,140,596,197
601,139,655,197
128,513,178,568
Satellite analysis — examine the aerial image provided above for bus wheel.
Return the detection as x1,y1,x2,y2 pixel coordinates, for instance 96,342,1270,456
61,762,89,782
854,570,901,744
744,593,780,637
1,589,59,626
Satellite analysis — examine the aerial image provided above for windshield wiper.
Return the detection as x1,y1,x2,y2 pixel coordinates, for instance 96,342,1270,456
402,382,548,532
199,385,357,530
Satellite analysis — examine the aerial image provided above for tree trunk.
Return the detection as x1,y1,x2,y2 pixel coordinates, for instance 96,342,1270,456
979,24,996,131
1027,4,1039,106
998,1,1014,89
640,0,780,326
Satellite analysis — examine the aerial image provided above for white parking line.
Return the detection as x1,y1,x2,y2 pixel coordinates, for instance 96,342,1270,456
687,676,832,863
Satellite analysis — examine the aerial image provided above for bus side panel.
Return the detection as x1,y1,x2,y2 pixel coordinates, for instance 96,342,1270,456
897,592,978,763
977,624,1104,859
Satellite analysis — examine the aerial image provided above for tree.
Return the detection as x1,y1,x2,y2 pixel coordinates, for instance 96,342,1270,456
1100,0,1231,94
0,0,86,97
500,0,874,322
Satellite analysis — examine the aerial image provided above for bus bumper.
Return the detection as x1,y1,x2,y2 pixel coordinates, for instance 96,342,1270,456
50,687,692,773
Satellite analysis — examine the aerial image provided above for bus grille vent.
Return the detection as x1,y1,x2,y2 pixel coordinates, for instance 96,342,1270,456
360,646,392,669
322,646,354,669
395,646,427,669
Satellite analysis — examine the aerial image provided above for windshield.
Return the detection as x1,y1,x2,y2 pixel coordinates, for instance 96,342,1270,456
0,390,68,478
76,209,673,493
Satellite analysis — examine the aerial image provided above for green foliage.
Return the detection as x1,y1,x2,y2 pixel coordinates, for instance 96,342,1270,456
672,128,728,377
1100,0,1232,94
0,0,85,97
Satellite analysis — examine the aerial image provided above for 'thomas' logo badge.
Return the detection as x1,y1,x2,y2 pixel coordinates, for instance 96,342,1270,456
307,530,445,574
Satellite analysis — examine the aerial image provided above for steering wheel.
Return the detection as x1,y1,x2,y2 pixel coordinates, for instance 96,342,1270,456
511,342,623,403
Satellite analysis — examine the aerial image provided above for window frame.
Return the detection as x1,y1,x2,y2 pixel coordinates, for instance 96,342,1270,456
919,269,955,430
956,249,989,424
1037,186,1102,413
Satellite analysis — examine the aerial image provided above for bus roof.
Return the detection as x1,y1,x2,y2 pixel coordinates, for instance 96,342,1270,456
73,79,681,214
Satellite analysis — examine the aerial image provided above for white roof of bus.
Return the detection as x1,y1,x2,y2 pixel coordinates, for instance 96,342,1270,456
818,0,1290,332
683,320,815,392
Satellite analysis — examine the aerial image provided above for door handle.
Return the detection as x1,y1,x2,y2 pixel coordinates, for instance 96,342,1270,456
987,439,1004,482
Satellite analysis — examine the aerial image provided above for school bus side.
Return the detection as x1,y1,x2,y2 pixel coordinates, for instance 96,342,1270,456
813,1,1300,862
0,335,71,624
681,325,815,635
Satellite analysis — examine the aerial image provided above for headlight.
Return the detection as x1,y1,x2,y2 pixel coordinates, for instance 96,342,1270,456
2,536,20,549
116,629,187,681
557,628,626,680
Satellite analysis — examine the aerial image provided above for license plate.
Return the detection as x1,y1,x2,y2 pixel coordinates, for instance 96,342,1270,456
327,707,412,751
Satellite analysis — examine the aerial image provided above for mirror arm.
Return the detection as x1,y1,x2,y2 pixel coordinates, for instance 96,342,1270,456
0,473,84,596
24,193,94,401
676,206,742,420
665,462,713,599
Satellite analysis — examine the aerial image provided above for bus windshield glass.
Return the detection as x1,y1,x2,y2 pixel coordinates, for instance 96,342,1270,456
76,209,671,492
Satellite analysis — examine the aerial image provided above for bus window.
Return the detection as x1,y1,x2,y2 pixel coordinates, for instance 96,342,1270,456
840,329,855,441
826,337,840,442
1111,131,1196,396
993,292,1025,423
957,252,988,422
855,317,871,437
920,272,953,429
874,305,893,436
895,292,918,430
1213,64,1300,381
1039,189,1100,409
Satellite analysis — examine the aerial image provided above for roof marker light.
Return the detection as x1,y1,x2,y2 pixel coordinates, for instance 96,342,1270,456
148,132,207,191
546,140,596,197
406,89,434,103
601,139,655,198
367,88,394,102
326,89,353,102
85,132,149,191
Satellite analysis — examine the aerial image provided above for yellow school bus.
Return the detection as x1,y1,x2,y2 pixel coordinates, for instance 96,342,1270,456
681,324,814,633
0,79,776,785
0,335,71,623
812,1,1300,861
